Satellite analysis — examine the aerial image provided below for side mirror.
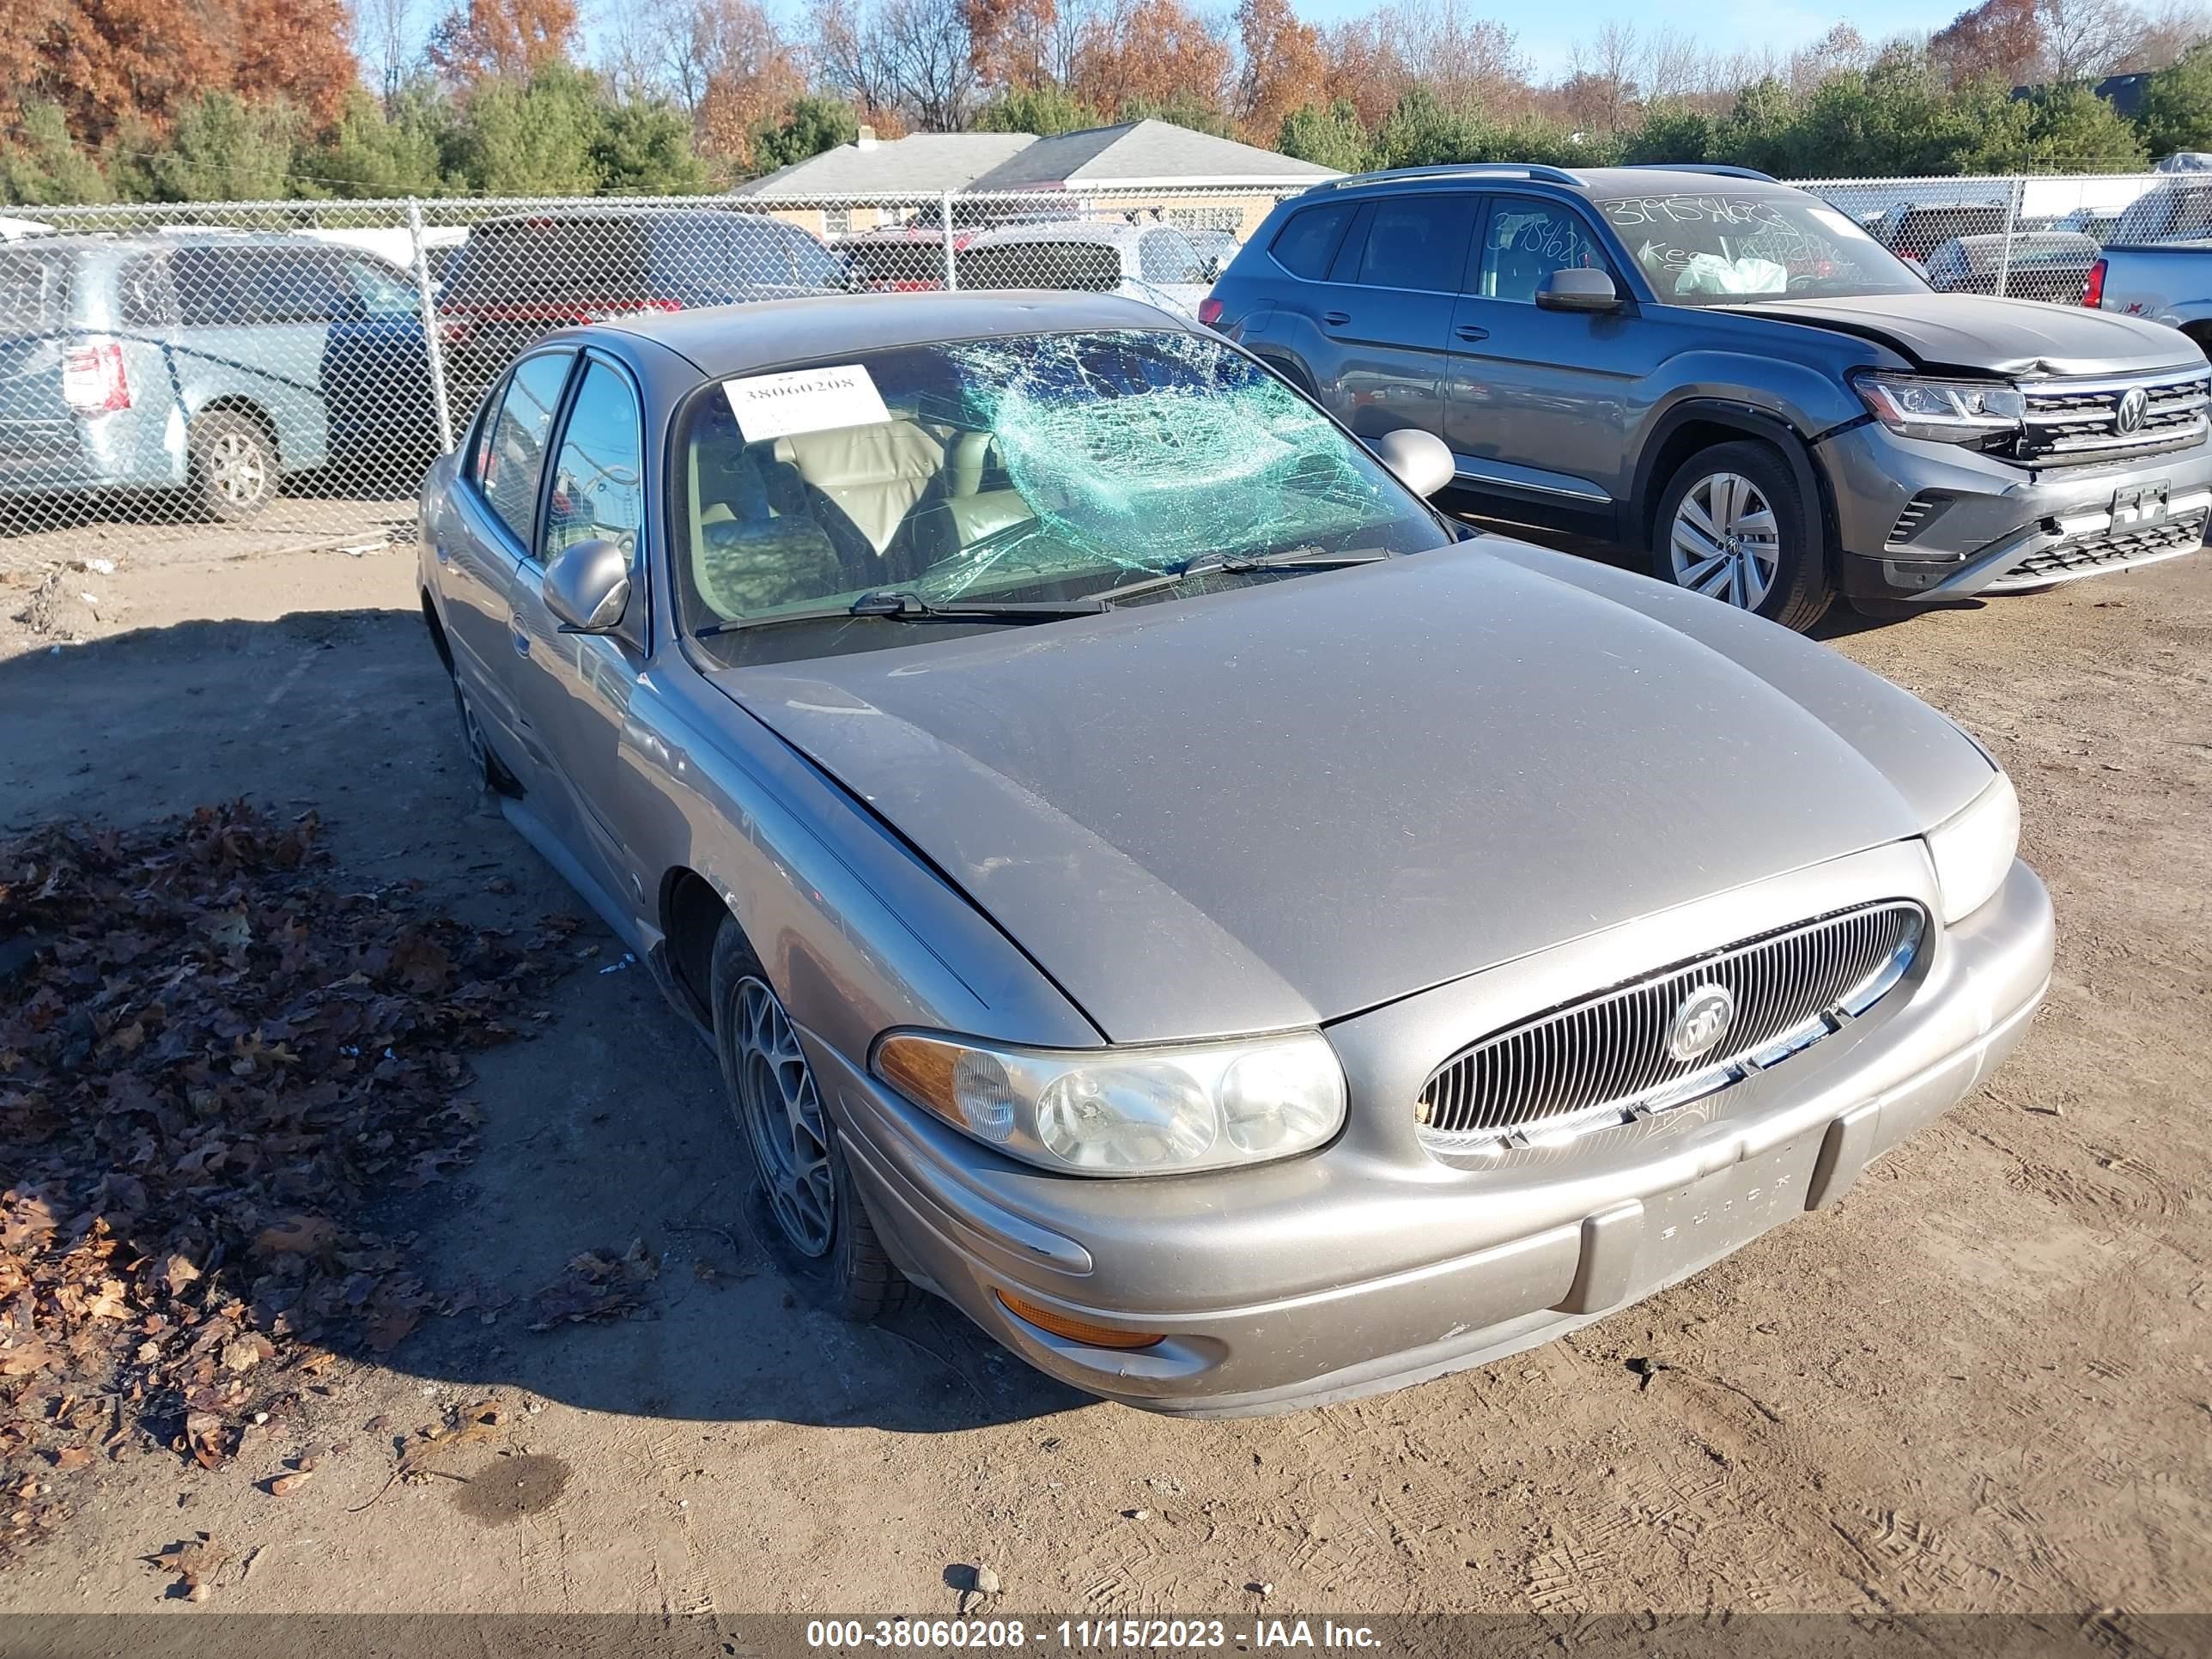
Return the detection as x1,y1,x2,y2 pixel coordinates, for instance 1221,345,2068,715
1201,255,1226,282
1371,428,1455,500
542,538,631,634
1535,268,1621,313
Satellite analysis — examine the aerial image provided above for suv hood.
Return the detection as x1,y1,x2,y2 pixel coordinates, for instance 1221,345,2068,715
1731,292,2200,378
708,546,1988,1042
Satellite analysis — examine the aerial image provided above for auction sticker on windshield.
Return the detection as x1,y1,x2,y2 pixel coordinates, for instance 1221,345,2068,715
724,365,890,441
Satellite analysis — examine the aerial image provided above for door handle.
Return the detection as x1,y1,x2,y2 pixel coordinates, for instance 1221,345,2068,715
1455,325,1490,342
1322,310,1351,326
511,626,530,658
434,541,452,565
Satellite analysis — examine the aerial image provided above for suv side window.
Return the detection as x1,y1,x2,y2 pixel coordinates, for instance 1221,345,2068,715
341,256,418,319
477,351,574,547
117,255,177,327
540,359,644,567
1340,196,1474,293
170,248,242,325
233,248,354,324
1139,227,1206,285
1475,199,1609,303
1269,203,1354,279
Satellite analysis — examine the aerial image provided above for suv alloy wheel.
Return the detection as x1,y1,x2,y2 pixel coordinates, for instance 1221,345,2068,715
1653,441,1831,631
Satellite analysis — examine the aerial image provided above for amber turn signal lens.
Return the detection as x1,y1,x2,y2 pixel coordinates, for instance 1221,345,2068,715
994,1291,1164,1351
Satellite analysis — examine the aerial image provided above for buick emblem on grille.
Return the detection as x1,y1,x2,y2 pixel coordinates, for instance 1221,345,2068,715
1668,983,1737,1062
2117,386,2148,434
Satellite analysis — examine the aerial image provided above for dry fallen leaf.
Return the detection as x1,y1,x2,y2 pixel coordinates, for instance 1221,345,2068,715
0,805,568,1565
266,1471,313,1497
149,1532,228,1595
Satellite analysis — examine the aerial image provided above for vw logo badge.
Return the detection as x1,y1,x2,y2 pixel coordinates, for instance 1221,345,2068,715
1668,983,1736,1063
2117,386,2148,434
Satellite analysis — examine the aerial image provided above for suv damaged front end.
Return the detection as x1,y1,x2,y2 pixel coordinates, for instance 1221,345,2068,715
1822,353,2212,602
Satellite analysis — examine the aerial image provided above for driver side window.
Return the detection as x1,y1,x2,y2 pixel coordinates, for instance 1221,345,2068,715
1475,201,1606,303
541,359,645,566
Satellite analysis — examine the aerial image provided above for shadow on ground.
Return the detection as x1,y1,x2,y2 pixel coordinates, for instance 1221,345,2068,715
0,610,1086,1437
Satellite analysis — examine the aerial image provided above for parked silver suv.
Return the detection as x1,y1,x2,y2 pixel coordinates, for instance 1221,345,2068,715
1205,164,2212,629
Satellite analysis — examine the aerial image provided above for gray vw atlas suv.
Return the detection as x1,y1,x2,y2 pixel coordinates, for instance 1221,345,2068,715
1203,163,2212,630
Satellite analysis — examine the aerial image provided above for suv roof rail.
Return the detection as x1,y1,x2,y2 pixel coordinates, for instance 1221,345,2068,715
1321,162,1586,191
1620,162,1779,184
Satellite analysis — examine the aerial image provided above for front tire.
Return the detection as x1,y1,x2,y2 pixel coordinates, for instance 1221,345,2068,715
709,920,910,1322
1652,440,1830,631
189,410,278,521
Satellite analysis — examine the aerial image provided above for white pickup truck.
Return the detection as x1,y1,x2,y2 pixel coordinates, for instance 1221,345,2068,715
2087,240,2212,358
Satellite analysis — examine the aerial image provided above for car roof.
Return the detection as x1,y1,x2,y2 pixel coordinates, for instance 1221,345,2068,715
0,229,331,259
961,220,1152,248
1306,164,1802,203
473,205,796,228
590,289,1195,379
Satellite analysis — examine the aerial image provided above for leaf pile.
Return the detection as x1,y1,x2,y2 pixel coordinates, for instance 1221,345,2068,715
0,802,569,1561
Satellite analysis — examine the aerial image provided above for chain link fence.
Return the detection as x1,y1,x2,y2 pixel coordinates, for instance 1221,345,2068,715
0,171,2199,580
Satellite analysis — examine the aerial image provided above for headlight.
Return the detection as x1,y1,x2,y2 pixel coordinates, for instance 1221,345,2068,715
1925,771,2020,924
1852,371,2024,444
872,1030,1346,1176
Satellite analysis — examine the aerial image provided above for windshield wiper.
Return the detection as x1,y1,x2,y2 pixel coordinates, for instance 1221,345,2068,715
1088,545,1391,606
693,589,1105,638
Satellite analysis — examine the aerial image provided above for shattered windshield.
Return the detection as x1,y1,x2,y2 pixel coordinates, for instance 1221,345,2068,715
676,329,1445,659
1598,193,1926,305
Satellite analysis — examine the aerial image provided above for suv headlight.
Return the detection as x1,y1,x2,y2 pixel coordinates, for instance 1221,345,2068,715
1925,771,2020,924
872,1030,1346,1176
1852,371,2025,444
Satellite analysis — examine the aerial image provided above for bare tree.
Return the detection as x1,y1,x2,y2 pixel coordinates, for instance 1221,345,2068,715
353,0,418,104
2124,0,2212,65
2039,0,2148,78
1564,21,1639,131
815,0,981,130
1640,25,1702,105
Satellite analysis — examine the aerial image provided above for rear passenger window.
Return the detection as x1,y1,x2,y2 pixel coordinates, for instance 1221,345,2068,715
118,257,176,328
475,351,574,546
171,249,241,326
1346,197,1474,293
234,252,353,324
1270,204,1354,279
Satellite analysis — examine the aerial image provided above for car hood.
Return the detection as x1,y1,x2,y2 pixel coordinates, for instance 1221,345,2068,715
1729,291,2200,378
706,544,1990,1042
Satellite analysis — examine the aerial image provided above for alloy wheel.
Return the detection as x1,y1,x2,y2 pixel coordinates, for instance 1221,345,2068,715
732,976,836,1258
208,432,269,507
1669,471,1779,611
452,681,490,785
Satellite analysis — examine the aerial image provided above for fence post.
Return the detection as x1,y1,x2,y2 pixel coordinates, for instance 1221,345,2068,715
1995,176,2021,301
939,191,959,291
408,198,456,456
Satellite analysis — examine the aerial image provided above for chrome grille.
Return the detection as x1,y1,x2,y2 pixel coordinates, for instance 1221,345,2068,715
2015,368,2210,465
1985,510,2208,590
1416,902,1925,1150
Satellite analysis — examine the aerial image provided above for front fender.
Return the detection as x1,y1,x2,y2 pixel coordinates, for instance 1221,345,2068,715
634,670,1104,1066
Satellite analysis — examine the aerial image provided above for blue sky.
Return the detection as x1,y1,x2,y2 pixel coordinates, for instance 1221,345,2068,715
569,0,1942,88
1351,2,1926,80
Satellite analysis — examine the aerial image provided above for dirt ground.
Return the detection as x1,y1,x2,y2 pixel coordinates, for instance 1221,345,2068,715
0,519,2206,1620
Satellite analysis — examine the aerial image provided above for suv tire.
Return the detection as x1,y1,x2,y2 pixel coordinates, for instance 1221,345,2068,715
189,410,278,521
710,919,912,1322
1653,441,1830,631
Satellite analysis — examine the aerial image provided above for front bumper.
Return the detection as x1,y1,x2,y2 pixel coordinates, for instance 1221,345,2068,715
1818,421,2212,600
814,856,2055,1416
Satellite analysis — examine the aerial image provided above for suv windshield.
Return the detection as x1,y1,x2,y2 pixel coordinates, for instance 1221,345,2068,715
678,329,1443,660
1598,192,1927,306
